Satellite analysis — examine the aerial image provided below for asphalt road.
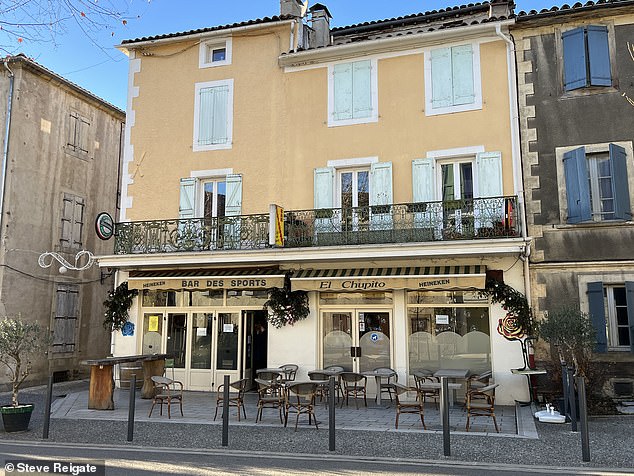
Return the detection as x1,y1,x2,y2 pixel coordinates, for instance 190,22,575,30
0,440,630,476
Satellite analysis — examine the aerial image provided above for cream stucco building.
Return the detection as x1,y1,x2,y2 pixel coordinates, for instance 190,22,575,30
103,0,532,405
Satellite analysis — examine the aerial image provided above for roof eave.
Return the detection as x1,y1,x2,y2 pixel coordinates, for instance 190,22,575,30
279,20,514,68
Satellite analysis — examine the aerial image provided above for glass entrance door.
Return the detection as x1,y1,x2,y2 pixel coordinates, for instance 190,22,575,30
160,311,243,391
322,310,391,372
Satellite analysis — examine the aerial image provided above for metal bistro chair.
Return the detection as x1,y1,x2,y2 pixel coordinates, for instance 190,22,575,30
284,382,320,431
374,367,398,403
394,383,427,430
339,372,367,409
255,378,285,424
148,376,184,419
465,383,500,433
279,364,299,384
214,378,249,422
464,370,493,408
412,370,440,408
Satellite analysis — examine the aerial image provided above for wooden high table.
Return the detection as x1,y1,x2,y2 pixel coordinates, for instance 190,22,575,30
81,354,169,410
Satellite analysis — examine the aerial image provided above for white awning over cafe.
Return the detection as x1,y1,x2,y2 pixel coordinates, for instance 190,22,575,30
291,265,486,292
127,268,286,291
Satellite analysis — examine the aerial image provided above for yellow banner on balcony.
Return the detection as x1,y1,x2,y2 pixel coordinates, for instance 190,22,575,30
269,204,284,247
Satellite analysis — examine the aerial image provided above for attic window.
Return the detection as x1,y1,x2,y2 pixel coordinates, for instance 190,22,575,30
199,38,232,68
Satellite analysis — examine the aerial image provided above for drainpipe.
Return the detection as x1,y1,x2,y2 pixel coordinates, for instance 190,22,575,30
495,24,531,305
1,60,15,246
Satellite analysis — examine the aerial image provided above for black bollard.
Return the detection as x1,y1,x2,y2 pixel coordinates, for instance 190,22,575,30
561,363,569,418
127,375,136,442
222,375,229,447
441,377,450,457
567,367,577,432
42,374,53,439
577,376,591,462
328,376,335,452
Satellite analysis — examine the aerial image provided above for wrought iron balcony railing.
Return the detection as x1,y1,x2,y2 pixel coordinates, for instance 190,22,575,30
114,196,519,254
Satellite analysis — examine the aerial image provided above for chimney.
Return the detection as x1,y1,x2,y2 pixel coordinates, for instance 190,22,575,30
309,3,332,48
280,0,305,18
489,0,514,18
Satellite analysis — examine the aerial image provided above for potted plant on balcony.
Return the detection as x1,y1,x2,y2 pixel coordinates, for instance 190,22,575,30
0,316,46,432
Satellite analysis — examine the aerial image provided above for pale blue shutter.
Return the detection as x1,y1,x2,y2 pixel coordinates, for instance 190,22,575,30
370,162,393,231
352,60,372,119
333,63,353,121
211,86,229,144
563,27,587,91
412,158,439,237
563,147,592,223
314,167,335,234
587,26,611,87
179,178,197,219
431,48,453,109
199,86,228,145
588,281,607,353
475,152,503,229
224,174,242,249
451,45,475,106
625,282,634,353
609,144,631,221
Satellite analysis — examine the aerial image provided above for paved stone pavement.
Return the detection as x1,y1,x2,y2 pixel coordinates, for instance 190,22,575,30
50,386,520,436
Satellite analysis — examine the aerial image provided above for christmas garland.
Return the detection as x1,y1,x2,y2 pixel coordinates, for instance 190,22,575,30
103,282,138,332
263,276,309,328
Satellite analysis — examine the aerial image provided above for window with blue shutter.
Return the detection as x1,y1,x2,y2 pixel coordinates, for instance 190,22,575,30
475,152,503,229
564,145,631,223
370,162,393,231
224,174,242,249
587,282,608,353
314,167,335,234
563,147,592,223
194,80,233,151
412,158,441,237
330,60,376,125
179,178,197,220
430,44,476,110
563,25,612,91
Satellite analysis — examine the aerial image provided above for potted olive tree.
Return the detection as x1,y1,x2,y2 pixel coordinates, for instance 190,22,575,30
0,316,46,432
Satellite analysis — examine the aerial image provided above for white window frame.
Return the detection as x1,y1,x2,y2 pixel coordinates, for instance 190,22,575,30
198,178,227,218
605,285,630,349
424,41,482,117
199,38,232,69
327,58,379,128
437,158,476,201
193,79,234,152
336,167,371,208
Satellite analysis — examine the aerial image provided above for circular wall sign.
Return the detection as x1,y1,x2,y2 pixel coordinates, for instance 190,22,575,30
95,212,115,240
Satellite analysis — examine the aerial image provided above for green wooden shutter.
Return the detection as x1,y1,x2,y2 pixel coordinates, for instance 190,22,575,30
412,158,439,236
476,152,503,230
563,147,592,223
333,63,353,121
563,27,587,91
609,144,631,221
179,177,197,219
370,162,393,231
587,25,611,87
211,85,229,144
225,174,242,216
451,44,475,106
199,86,229,146
625,282,634,353
431,48,453,109
352,60,372,119
314,167,335,235
588,281,608,353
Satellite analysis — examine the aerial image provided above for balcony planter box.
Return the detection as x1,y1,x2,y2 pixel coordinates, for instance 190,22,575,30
1,404,34,432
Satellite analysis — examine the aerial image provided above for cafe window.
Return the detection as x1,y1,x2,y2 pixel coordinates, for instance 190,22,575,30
190,290,224,307
142,290,182,307
319,292,393,306
407,291,490,374
226,290,268,306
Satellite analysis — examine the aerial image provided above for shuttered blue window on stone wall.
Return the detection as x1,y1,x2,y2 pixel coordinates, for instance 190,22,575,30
562,25,612,91
588,282,634,353
563,144,631,223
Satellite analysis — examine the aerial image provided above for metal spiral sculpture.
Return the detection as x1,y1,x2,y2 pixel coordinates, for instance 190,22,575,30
37,250,95,272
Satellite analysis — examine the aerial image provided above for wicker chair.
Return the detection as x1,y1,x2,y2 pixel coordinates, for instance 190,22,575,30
254,378,285,423
214,378,248,421
374,367,398,403
279,364,299,383
465,383,499,432
284,382,320,431
148,376,183,419
412,370,440,408
394,383,427,429
339,372,367,409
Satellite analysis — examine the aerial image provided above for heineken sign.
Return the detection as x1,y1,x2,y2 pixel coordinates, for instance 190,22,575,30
95,212,115,240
